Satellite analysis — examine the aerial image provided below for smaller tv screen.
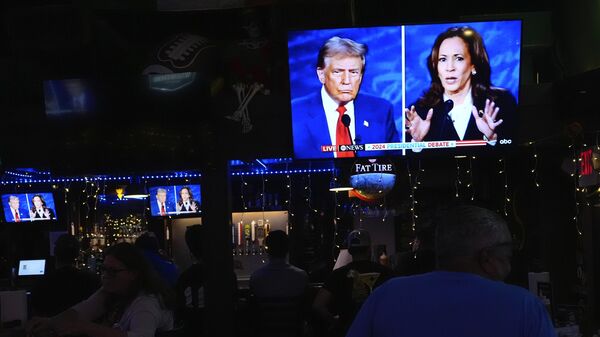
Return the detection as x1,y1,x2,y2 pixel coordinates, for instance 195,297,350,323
1,192,58,222
43,78,97,118
18,259,46,276
148,184,201,217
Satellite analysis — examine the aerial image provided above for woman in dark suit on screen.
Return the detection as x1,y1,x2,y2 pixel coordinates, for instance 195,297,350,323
405,26,516,143
30,194,55,220
176,186,200,214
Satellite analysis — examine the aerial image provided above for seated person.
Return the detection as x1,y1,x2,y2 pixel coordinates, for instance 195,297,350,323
313,229,393,337
30,234,101,317
135,231,180,287
176,224,238,337
346,204,556,337
250,230,308,298
27,242,175,337
250,230,309,337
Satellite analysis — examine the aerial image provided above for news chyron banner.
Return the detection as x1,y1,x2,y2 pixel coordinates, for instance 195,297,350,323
322,139,492,154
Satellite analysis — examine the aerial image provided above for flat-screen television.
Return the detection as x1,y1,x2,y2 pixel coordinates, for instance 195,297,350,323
288,20,521,159
1,192,58,222
148,184,201,217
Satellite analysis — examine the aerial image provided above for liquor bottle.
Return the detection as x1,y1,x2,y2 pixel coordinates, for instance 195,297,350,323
244,222,252,255
265,219,271,237
251,220,256,242
99,227,106,247
257,220,265,249
244,222,251,241
237,222,243,248
231,223,236,247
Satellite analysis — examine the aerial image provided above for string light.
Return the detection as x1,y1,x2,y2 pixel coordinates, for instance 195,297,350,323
261,172,266,220
287,163,293,218
469,156,475,201
406,160,417,234
455,157,463,198
306,169,318,214
497,157,510,216
572,142,582,236
240,175,248,215
529,143,541,188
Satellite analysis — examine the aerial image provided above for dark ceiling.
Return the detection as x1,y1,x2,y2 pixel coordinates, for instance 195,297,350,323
2,0,598,174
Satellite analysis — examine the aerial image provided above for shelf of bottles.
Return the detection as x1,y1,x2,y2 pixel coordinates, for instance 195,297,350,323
76,214,145,274
232,219,275,256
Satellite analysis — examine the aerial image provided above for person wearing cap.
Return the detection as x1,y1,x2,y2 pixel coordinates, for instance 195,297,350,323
346,204,556,337
312,229,393,337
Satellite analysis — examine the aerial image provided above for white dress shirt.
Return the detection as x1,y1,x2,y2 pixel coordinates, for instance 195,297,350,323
444,89,474,141
321,86,356,158
157,201,167,214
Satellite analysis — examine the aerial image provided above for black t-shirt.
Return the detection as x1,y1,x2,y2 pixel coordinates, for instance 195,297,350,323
30,266,101,317
323,260,394,334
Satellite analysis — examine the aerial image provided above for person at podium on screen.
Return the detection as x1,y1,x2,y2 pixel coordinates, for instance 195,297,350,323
7,195,24,222
30,194,55,220
405,26,516,145
155,188,171,216
176,186,200,214
292,36,400,159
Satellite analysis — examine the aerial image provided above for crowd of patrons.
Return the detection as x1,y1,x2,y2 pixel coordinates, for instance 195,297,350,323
24,204,555,337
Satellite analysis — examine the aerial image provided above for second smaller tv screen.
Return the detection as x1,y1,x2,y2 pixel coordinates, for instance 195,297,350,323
149,185,201,217
2,193,58,222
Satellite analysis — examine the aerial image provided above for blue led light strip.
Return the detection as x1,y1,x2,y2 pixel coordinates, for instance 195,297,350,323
231,169,335,176
0,168,333,185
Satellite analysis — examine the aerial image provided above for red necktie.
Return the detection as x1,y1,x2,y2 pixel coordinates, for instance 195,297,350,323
336,105,354,158
161,204,166,216
15,211,20,222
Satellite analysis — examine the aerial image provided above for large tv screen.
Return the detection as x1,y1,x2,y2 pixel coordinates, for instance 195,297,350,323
288,20,521,159
148,184,201,217
2,192,58,222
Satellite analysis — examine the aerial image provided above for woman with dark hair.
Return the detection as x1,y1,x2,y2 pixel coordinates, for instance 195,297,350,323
176,186,200,214
29,194,55,220
405,26,516,143
27,242,174,337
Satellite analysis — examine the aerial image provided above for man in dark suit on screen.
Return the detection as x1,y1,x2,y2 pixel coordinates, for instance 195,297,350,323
292,36,400,159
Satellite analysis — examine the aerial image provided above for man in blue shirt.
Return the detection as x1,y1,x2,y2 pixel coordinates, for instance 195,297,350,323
347,204,556,337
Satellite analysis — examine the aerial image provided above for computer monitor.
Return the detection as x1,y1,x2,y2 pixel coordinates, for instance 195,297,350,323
17,259,46,276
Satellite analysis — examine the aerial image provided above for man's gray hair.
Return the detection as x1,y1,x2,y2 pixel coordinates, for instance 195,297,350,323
317,36,367,71
156,188,167,194
8,195,19,202
435,205,511,264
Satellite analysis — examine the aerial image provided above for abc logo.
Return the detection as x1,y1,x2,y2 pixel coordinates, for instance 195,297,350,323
340,145,347,151
499,139,512,145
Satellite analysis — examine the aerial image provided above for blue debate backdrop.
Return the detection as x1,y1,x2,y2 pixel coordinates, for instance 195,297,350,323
2,192,57,222
148,184,201,217
404,20,521,108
